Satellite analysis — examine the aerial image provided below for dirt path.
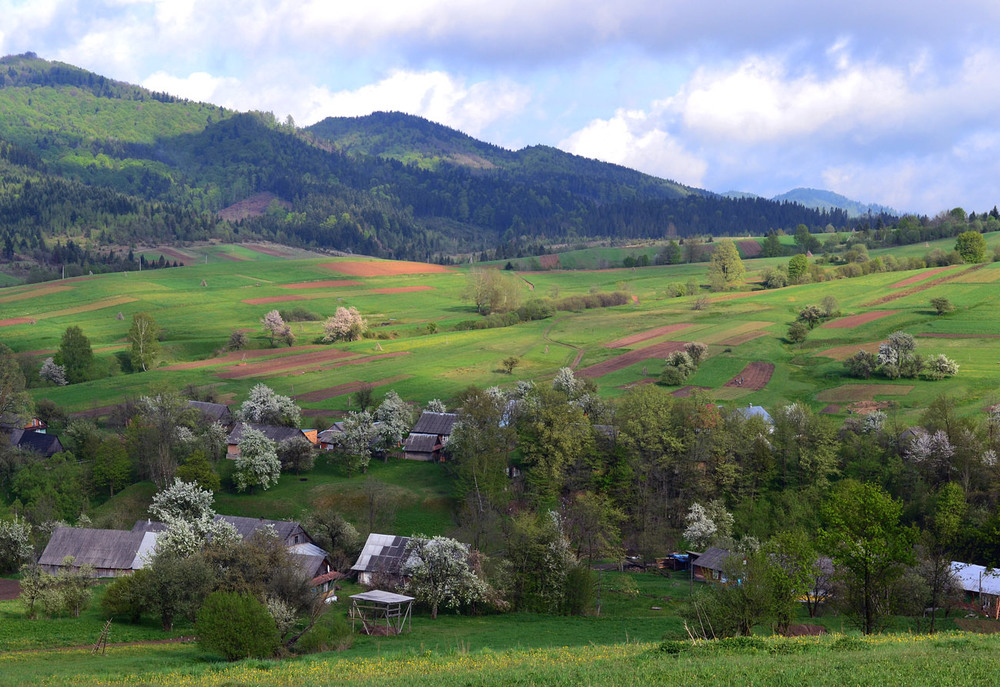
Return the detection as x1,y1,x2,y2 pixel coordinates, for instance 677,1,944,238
542,317,583,368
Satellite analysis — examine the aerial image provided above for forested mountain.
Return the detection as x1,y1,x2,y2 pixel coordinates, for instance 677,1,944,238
772,188,898,218
0,53,856,266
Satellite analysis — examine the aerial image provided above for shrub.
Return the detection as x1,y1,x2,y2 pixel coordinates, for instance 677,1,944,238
279,307,321,322
924,354,959,380
930,297,954,315
101,569,149,623
787,322,809,344
197,591,280,660
844,350,878,379
562,564,595,616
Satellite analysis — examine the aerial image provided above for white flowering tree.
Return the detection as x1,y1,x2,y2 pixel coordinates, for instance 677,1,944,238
237,383,301,427
924,354,959,380
234,426,281,493
39,357,67,386
260,309,287,347
402,535,488,619
322,306,368,342
149,479,241,557
335,411,378,476
425,399,447,413
683,500,734,549
373,390,413,454
552,367,581,397
0,516,33,573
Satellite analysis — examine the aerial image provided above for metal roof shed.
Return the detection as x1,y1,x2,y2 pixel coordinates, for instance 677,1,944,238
350,590,414,635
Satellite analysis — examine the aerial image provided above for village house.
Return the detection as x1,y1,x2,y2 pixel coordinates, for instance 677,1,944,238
951,560,1000,617
402,411,457,461
37,527,159,577
186,400,235,429
690,546,735,583
2,428,64,457
225,423,318,457
351,533,411,586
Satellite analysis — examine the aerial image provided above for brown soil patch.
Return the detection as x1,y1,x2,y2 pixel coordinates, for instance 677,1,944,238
294,375,411,403
918,332,1000,339
816,384,914,402
321,260,454,276
672,385,712,397
577,341,688,378
217,351,410,380
616,378,659,389
370,286,435,294
862,263,985,306
814,341,883,361
42,296,138,318
821,310,899,329
218,192,289,222
889,265,959,288
162,345,328,371
215,348,358,379
718,330,768,346
605,324,695,348
847,400,894,415
241,295,307,305
279,280,365,290
701,321,775,345
0,317,35,327
820,404,842,414
0,285,74,303
948,266,1000,283
538,254,561,269
0,578,20,600
215,251,248,262
723,362,774,390
736,240,762,258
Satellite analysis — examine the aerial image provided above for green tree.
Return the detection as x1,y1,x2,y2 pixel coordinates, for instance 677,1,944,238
175,450,221,492
0,343,30,422
786,321,808,344
819,480,915,634
922,483,966,632
955,230,987,263
787,253,809,284
91,436,132,497
794,224,819,253
930,297,954,315
707,239,745,291
464,268,523,315
57,326,93,384
128,312,160,372
197,591,280,660
762,231,784,258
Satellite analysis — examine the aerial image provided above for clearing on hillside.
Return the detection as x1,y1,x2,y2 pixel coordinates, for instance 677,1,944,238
723,362,774,390
604,324,695,348
815,384,914,402
152,247,198,265
321,260,454,276
821,310,899,329
577,341,688,378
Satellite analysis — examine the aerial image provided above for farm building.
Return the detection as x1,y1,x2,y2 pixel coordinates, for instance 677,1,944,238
351,533,411,586
37,527,159,577
225,423,318,456
2,428,64,457
737,405,774,427
691,547,735,583
186,400,235,429
951,561,1000,616
402,411,457,461
318,421,347,450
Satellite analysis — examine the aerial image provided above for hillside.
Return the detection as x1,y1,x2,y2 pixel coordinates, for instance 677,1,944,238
0,54,852,274
773,187,898,218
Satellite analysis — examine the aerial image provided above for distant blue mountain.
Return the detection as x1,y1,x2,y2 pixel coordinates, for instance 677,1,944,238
723,188,897,218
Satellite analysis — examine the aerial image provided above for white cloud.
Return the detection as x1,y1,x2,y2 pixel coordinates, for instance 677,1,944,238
141,71,241,103
560,109,707,186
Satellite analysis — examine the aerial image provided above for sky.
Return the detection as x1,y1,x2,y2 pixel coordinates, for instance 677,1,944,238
4,0,1000,215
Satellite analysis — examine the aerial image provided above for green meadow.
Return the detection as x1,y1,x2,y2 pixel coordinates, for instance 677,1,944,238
3,234,999,426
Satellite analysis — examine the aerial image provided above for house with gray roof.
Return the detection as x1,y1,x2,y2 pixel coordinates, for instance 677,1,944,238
691,547,736,583
402,411,458,461
37,527,158,577
5,429,64,457
351,533,411,586
186,401,234,429
225,423,318,457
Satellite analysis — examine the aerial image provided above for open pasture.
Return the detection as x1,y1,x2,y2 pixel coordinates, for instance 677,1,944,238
3,245,1000,425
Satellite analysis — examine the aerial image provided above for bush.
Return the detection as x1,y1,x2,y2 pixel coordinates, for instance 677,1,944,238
101,569,149,623
787,322,808,344
295,611,353,654
844,350,877,379
279,307,321,322
930,297,954,315
197,591,280,660
562,564,595,616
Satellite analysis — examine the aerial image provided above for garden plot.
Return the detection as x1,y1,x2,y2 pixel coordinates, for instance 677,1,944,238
604,323,695,348
889,266,959,288
700,321,773,344
293,375,412,402
821,310,899,329
217,351,410,380
723,362,774,390
814,341,883,361
162,345,328,371
279,280,364,289
577,341,688,378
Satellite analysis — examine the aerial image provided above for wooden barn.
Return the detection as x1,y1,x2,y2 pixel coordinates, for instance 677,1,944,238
402,411,457,461
37,527,159,577
351,533,411,586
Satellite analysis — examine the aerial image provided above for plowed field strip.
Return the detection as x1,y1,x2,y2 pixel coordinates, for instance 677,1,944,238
718,331,768,346
604,323,695,348
917,332,1000,338
370,286,435,294
723,362,774,390
0,317,36,327
862,263,985,306
279,280,364,289
294,375,412,403
814,341,882,361
821,310,899,329
0,285,74,303
321,260,454,276
217,351,410,379
889,266,959,288
242,295,307,305
578,341,687,378
815,384,914,402
162,345,328,371
700,321,773,344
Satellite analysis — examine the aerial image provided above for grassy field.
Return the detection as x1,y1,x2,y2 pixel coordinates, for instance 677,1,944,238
0,569,984,686
3,234,999,429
